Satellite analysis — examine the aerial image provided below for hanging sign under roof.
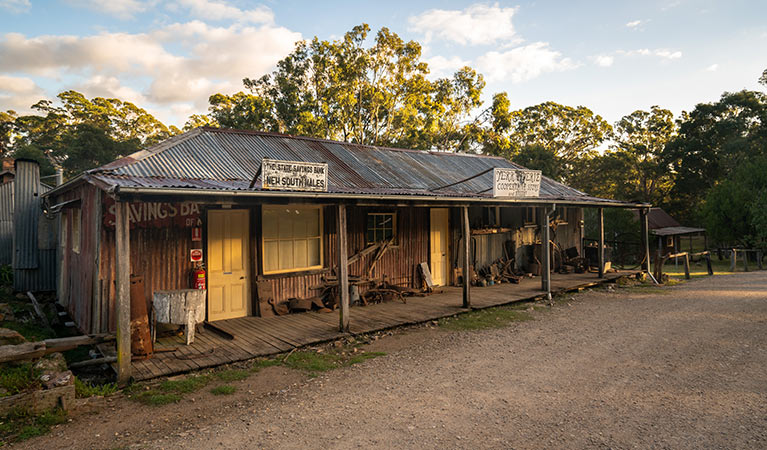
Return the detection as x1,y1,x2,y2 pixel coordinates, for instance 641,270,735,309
261,158,328,192
492,168,542,197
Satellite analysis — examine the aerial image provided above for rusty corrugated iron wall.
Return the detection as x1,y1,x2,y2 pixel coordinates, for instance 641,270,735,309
100,207,198,333
0,181,12,265
12,160,57,292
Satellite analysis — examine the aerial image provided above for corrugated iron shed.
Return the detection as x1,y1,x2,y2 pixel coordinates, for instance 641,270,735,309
0,181,12,264
11,160,57,291
49,127,647,207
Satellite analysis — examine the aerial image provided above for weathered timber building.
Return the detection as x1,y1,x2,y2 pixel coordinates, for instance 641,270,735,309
44,127,651,382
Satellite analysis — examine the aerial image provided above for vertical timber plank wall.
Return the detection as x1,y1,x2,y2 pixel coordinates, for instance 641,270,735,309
264,205,429,303
345,206,429,292
58,184,100,333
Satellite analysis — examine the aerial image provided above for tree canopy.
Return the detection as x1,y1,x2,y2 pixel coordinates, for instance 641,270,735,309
663,90,767,223
197,24,485,151
4,90,178,176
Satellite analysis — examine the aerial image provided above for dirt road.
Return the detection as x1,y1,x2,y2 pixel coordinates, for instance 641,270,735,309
26,272,767,449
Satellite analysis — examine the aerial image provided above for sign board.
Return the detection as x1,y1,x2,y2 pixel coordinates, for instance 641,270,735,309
191,227,202,241
190,248,203,262
492,168,542,198
261,158,328,192
103,198,201,229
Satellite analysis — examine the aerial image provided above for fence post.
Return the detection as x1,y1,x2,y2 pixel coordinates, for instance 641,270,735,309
744,250,749,272
683,253,690,280
730,249,736,272
706,252,713,276
758,251,763,270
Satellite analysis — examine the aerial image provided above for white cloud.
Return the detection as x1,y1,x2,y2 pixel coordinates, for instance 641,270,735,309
0,0,30,13
424,55,470,78
0,75,46,112
408,3,518,46
654,49,682,59
625,20,643,28
173,0,274,24
66,0,153,19
706,63,719,72
476,42,578,83
592,55,614,67
618,48,682,60
0,22,301,123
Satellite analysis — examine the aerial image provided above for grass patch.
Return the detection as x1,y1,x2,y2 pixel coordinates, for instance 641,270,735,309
438,306,533,331
74,377,118,398
0,407,67,444
214,369,250,382
127,374,212,406
210,385,236,395
346,352,387,366
0,320,56,342
0,363,40,397
251,358,281,372
281,348,387,377
282,351,340,376
159,375,211,394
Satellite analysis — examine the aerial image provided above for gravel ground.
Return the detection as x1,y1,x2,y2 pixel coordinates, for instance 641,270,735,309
24,272,767,449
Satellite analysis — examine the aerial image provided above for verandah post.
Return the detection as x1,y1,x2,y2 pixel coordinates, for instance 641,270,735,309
337,204,350,332
462,206,471,308
598,207,605,279
115,201,131,385
640,207,651,274
540,205,552,298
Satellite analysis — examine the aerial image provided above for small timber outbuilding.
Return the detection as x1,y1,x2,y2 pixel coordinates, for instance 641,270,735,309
44,127,651,383
641,207,707,257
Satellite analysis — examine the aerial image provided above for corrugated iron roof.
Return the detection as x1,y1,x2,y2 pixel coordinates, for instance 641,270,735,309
632,207,684,229
76,127,642,206
651,226,706,236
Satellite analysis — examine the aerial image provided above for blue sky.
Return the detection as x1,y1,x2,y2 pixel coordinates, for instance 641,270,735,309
1,0,765,129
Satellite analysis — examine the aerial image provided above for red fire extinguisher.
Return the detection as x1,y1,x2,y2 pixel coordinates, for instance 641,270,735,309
192,264,206,290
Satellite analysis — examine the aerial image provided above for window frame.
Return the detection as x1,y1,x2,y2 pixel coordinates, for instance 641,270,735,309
365,212,397,245
261,205,324,275
523,206,537,226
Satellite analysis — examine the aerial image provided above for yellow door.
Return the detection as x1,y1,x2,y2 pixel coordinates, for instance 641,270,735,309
430,208,449,286
207,209,250,321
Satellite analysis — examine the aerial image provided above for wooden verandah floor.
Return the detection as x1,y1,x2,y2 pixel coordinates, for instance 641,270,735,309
130,270,636,381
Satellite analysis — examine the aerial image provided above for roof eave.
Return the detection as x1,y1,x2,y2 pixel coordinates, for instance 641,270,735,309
111,185,648,208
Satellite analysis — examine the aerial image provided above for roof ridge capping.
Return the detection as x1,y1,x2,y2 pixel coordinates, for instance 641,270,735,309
199,126,511,160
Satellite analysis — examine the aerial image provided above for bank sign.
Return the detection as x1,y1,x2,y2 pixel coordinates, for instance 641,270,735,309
492,168,542,197
261,159,328,192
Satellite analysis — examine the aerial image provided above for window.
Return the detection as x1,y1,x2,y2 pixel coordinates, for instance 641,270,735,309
262,206,322,274
366,213,396,244
524,207,536,225
72,208,81,254
554,207,569,224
